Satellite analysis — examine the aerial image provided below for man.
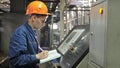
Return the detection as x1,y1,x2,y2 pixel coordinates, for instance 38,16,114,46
8,1,49,68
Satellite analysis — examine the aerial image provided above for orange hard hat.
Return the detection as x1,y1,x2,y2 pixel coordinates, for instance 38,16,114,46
26,1,49,15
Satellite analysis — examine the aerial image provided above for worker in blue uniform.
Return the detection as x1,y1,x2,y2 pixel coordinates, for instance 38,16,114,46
8,1,49,68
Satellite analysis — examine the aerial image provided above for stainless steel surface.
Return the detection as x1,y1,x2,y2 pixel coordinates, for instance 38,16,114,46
76,54,89,68
58,25,89,55
89,0,120,68
58,25,89,68
58,29,85,55
60,33,89,68
90,1,106,67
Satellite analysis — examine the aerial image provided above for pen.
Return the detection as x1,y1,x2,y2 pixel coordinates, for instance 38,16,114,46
39,46,43,51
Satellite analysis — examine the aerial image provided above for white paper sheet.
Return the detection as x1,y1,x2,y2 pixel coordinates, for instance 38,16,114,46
40,49,61,64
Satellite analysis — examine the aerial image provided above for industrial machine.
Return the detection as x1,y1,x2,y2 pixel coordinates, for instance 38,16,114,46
89,0,120,68
57,25,89,68
39,25,90,68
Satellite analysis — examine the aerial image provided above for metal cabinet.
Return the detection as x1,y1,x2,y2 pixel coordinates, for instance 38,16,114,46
89,0,120,68
89,1,107,68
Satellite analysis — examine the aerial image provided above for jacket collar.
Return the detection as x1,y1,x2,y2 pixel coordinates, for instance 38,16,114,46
24,22,36,36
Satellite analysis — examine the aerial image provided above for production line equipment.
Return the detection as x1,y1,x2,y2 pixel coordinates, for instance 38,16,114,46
57,25,90,68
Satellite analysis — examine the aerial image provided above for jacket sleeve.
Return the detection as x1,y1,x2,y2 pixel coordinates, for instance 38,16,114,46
8,31,38,66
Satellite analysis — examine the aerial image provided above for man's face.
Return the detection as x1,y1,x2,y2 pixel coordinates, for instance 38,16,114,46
33,15,47,29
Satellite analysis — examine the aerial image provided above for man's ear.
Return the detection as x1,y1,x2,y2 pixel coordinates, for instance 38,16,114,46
31,15,37,22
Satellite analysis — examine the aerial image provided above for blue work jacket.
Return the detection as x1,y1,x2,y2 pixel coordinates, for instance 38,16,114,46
8,22,41,68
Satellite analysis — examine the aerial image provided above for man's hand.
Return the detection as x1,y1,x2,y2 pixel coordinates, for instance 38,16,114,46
36,50,48,60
